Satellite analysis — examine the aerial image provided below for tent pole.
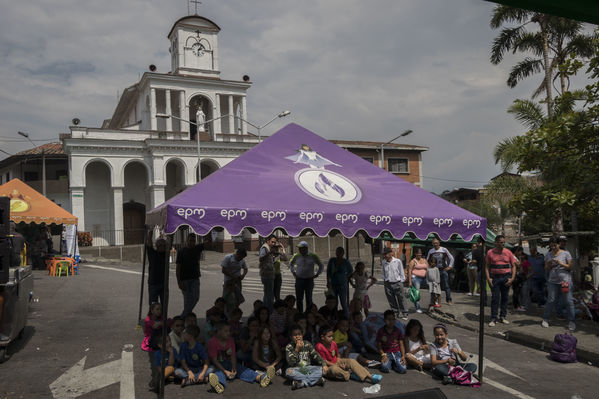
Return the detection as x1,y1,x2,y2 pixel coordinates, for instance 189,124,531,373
137,226,148,327
344,237,349,260
370,238,375,277
478,239,486,384
158,235,172,398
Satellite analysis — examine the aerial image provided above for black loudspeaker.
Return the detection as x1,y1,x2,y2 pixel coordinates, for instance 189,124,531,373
0,238,9,284
0,197,9,238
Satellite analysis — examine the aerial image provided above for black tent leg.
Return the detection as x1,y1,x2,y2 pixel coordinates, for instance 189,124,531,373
478,241,486,384
158,235,171,398
137,226,148,327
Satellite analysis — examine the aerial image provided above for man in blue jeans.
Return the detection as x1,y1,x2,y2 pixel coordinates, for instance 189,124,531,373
326,246,353,319
289,241,323,314
427,238,455,305
528,247,546,308
176,234,204,318
485,235,517,326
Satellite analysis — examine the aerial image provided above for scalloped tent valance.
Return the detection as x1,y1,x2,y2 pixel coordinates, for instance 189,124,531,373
146,123,486,241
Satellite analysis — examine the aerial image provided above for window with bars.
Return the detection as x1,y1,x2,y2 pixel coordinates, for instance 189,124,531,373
387,158,409,173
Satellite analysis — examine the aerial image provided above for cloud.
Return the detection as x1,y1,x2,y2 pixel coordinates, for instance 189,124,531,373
0,0,585,193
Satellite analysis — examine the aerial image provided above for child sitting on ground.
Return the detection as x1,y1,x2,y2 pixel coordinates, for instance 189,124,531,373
207,322,273,393
177,324,209,387
142,301,171,390
284,295,298,325
430,323,476,384
349,311,366,354
316,327,382,384
236,317,260,366
150,333,178,392
228,308,243,341
334,317,374,367
169,316,185,353
270,300,287,340
284,325,327,390
403,319,431,371
251,300,264,318
304,311,319,344
376,310,407,374
426,258,442,310
319,295,339,327
252,326,283,376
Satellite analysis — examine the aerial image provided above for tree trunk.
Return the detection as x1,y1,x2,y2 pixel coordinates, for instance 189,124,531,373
540,19,553,117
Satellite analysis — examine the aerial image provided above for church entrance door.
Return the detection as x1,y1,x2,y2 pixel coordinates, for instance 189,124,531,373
123,202,145,245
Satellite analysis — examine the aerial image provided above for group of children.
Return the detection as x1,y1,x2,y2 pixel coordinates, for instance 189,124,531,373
142,292,476,393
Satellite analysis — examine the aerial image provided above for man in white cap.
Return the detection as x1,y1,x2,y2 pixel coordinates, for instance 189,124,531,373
289,241,324,313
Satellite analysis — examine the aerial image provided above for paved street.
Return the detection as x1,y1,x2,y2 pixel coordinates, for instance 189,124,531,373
1,254,597,399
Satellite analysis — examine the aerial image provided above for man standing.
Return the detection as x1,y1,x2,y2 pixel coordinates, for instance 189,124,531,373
289,241,324,314
485,235,517,326
381,247,409,320
146,230,169,305
259,235,287,311
326,247,353,319
176,234,204,318
221,248,248,315
528,247,546,308
427,238,455,305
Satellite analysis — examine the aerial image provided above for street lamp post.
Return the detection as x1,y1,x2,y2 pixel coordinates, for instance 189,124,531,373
236,110,291,142
380,129,413,171
156,113,231,182
18,131,46,196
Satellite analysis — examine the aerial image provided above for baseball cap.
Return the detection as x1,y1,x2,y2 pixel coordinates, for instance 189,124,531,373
297,241,309,248
559,235,567,241
383,247,393,254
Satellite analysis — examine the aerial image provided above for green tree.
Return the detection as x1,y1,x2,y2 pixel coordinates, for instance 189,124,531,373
490,6,595,116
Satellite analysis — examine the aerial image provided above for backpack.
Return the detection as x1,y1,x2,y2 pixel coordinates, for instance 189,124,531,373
549,333,577,363
449,365,480,387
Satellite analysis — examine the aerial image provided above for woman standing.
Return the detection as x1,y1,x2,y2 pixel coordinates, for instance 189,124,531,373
408,248,429,313
541,237,575,331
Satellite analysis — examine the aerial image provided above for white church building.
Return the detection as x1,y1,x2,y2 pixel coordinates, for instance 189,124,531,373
63,14,265,248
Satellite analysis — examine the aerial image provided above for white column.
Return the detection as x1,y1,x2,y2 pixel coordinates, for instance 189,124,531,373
113,186,124,245
151,185,166,209
228,95,234,135
214,94,221,136
70,187,85,231
165,89,172,132
150,88,157,131
241,96,247,135
179,90,189,134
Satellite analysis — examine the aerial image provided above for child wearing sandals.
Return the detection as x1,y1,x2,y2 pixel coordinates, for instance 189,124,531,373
207,322,275,394
403,319,431,371
349,261,377,316
427,258,442,310
430,323,477,385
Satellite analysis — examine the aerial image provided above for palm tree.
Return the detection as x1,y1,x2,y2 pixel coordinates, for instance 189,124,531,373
490,6,595,117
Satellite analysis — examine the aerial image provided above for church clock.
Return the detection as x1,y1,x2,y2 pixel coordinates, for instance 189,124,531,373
191,42,205,57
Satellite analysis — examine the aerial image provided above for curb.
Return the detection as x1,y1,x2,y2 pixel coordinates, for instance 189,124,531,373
426,310,597,368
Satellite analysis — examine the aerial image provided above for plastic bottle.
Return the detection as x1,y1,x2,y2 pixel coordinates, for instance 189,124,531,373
362,384,381,394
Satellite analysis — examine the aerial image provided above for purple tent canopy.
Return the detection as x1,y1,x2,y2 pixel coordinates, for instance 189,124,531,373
146,123,486,241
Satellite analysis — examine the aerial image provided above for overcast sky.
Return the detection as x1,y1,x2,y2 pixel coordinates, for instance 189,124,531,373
0,0,583,193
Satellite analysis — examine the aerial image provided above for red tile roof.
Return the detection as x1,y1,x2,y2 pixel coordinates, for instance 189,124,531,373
15,142,64,155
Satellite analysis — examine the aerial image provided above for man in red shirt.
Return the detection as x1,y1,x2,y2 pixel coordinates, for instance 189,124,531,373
485,235,518,326
315,327,382,384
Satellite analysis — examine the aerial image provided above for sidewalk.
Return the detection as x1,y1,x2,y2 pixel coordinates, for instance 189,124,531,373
426,291,599,366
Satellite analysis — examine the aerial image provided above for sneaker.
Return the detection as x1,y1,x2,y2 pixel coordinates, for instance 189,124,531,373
467,293,473,296
367,360,381,367
401,314,409,321
500,318,510,324
541,320,549,328
442,376,453,385
568,322,576,331
371,374,383,384
291,380,303,390
488,320,496,327
209,373,224,394
416,309,423,314
316,377,326,387
260,365,275,388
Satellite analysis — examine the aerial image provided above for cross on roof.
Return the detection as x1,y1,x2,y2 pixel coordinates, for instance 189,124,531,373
190,0,201,15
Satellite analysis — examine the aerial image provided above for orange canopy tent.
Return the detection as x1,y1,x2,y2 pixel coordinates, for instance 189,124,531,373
0,179,77,225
